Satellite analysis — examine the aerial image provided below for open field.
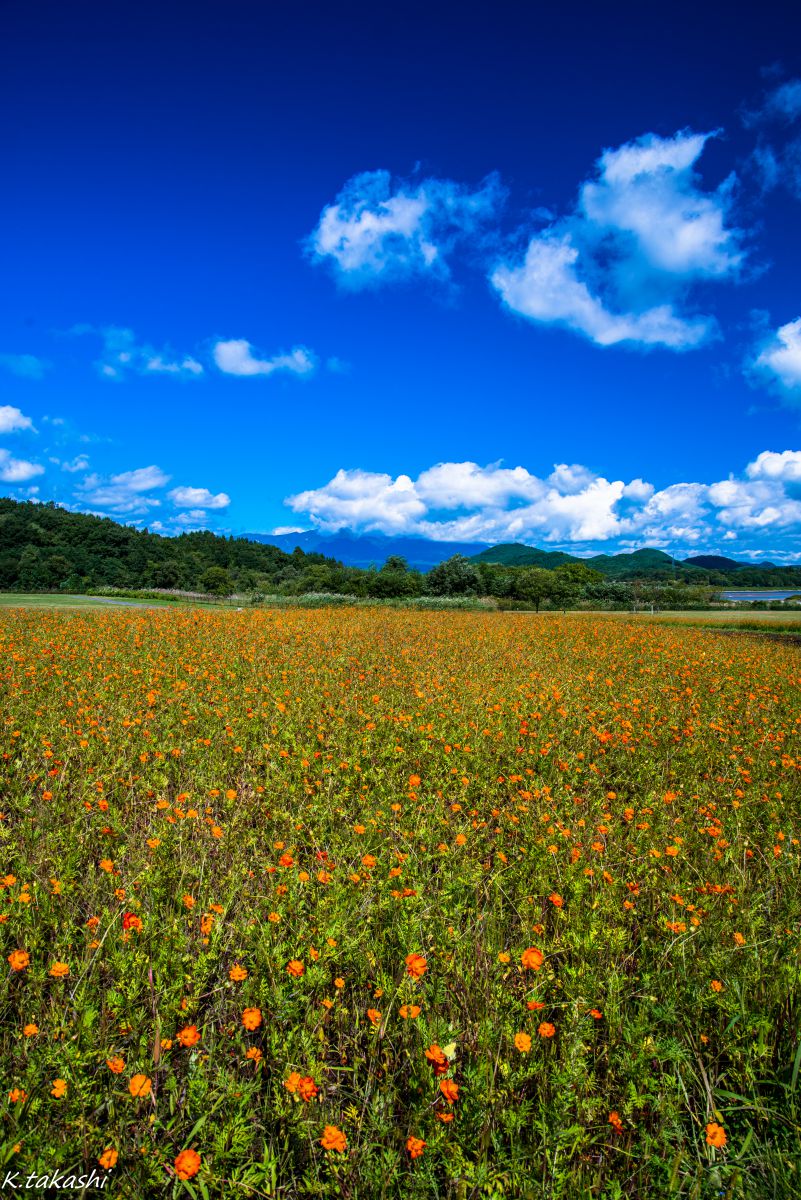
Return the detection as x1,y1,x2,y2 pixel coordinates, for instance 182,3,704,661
1,608,799,1198
0,594,170,610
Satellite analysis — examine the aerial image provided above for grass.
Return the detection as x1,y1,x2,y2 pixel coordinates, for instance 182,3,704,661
1,607,799,1198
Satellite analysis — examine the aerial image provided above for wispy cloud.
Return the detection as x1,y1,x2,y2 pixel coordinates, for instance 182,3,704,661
308,169,504,288
491,130,743,350
285,451,801,556
71,326,204,380
0,353,50,380
75,464,171,514
212,339,316,378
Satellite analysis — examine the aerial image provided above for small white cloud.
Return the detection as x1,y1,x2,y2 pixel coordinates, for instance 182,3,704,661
174,509,208,525
76,464,170,515
213,339,316,378
61,454,90,473
0,354,49,380
0,405,36,434
746,449,801,482
0,449,44,483
308,169,503,287
168,485,230,509
751,317,801,396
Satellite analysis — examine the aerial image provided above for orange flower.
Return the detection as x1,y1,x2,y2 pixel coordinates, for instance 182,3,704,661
408,775,421,788
439,1079,459,1104
284,1072,302,1094
23,1023,38,1037
246,1047,262,1063
297,1076,318,1101
514,1032,532,1052
436,1111,454,1123
49,962,70,979
50,1079,67,1098
8,1088,26,1103
538,1022,556,1038
228,964,248,982
177,1025,201,1048
405,952,428,979
588,1008,603,1020
99,859,114,873
174,1149,201,1179
733,933,745,946
710,980,723,993
399,1004,421,1019
286,959,305,978
521,947,544,971
242,1007,262,1031
182,894,195,910
8,950,30,972
98,1149,118,1169
526,1000,546,1011
106,1056,125,1074
366,1008,382,1027
548,893,564,908
609,1111,624,1135
320,1125,347,1152
705,1122,727,1148
406,1136,426,1158
425,1044,447,1067
128,1074,152,1098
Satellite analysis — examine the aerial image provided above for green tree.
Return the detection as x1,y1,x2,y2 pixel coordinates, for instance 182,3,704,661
512,567,553,611
426,555,482,596
200,566,234,596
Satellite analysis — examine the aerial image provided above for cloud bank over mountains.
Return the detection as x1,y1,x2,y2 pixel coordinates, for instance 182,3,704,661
285,452,801,557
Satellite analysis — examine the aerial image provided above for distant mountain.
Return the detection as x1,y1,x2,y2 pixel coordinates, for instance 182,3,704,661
245,531,492,571
472,543,691,577
684,554,778,572
471,543,576,568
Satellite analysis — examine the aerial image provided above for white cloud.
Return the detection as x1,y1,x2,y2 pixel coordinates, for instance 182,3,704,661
213,339,316,378
284,452,801,555
759,79,801,124
746,449,801,483
76,464,170,514
0,449,44,483
174,509,208,525
0,405,36,434
0,354,49,380
168,485,230,509
491,130,742,350
60,454,90,473
308,169,503,287
751,318,801,396
72,326,204,380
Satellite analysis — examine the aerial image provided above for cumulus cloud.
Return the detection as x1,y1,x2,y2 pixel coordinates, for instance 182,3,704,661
0,354,49,380
168,485,230,509
284,452,801,555
174,509,208,526
71,326,203,380
0,449,44,483
76,464,170,515
0,405,36,434
212,339,316,378
491,130,742,350
60,454,90,473
308,169,504,287
751,317,801,397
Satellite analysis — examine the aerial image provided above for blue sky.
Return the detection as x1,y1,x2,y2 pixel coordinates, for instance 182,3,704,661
3,0,801,558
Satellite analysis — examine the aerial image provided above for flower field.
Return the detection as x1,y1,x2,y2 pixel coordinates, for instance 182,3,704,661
1,607,800,1198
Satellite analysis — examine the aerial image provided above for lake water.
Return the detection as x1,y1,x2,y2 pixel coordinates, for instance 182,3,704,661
721,590,800,602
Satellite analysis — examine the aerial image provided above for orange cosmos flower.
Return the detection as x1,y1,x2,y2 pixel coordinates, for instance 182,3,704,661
408,775,421,788
399,1004,421,1019
177,1025,201,1048
366,1008,382,1027
297,1076,318,1101
609,1111,624,1135
8,1089,26,1103
710,980,723,993
246,1047,262,1063
439,1079,459,1104
99,859,114,873
733,933,745,946
320,1125,347,1152
128,1074,152,1098
538,1022,556,1038
23,1023,38,1037
242,1008,262,1031
228,964,248,982
106,1056,125,1074
98,1148,118,1169
548,893,564,908
437,1111,454,1123
405,952,427,979
521,947,544,971
8,950,30,972
514,1032,532,1052
286,959,305,978
527,1000,546,1011
588,1009,603,1020
705,1122,727,1148
50,1079,67,1098
425,1044,447,1067
174,1149,201,1179
49,962,70,979
284,1072,302,1094
406,1136,426,1158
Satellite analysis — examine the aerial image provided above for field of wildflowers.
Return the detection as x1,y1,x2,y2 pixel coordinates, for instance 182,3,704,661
1,607,799,1199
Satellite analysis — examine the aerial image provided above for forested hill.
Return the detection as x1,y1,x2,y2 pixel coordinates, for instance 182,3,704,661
0,499,335,593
